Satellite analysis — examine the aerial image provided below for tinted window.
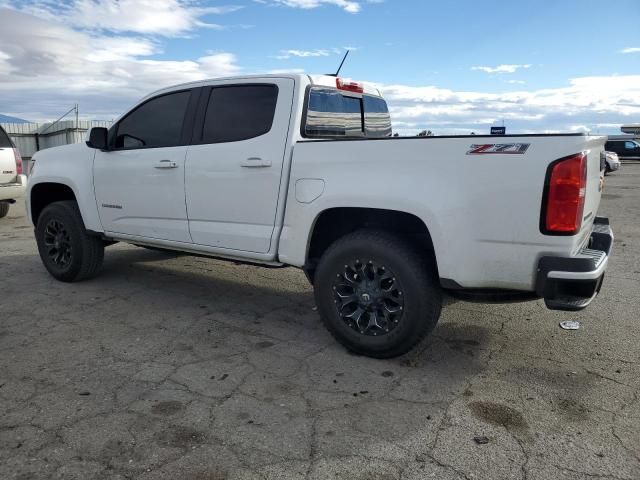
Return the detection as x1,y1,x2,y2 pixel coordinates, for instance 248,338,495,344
624,141,638,150
363,95,392,137
201,85,278,144
114,90,191,149
305,88,363,137
605,141,622,153
0,126,13,148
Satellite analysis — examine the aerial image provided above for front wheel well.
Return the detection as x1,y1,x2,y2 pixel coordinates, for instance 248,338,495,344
30,183,77,226
305,207,437,281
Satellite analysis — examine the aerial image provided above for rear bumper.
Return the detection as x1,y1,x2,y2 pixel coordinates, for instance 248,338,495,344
0,174,27,202
536,217,613,311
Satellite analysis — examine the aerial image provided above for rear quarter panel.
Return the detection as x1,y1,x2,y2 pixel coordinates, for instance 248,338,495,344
279,134,606,291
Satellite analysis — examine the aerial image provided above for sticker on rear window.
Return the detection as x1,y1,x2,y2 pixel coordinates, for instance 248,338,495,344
467,143,530,155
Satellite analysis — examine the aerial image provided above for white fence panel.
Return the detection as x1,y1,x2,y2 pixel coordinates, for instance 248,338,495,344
1,120,114,159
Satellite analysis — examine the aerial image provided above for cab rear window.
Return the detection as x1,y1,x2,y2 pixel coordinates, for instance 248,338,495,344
304,87,392,138
363,95,392,137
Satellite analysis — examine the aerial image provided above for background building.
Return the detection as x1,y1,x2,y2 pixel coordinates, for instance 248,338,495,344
0,120,112,173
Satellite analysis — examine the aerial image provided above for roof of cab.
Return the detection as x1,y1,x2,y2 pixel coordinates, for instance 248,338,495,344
115,73,384,124
144,73,382,102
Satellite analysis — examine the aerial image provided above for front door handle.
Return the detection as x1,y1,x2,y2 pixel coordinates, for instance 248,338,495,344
240,157,271,168
154,160,178,169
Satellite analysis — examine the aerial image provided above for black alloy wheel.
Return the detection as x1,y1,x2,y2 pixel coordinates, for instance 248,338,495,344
35,201,105,282
333,259,405,336
43,219,73,268
314,230,443,358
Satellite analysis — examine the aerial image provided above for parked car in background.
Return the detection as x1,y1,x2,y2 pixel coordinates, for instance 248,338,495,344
605,138,640,161
26,74,613,358
603,151,621,174
0,125,26,218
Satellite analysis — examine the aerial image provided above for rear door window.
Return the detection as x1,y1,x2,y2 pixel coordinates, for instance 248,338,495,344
200,85,278,144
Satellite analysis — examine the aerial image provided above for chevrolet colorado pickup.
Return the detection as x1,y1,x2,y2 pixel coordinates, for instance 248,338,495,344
0,125,26,218
26,74,613,358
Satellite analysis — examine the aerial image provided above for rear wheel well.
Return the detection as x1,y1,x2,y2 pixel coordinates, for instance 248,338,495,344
306,208,437,281
30,183,77,226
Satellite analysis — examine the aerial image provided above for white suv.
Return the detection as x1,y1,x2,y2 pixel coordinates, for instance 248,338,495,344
0,125,26,218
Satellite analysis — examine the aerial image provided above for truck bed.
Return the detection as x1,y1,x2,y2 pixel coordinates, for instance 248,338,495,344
279,133,606,291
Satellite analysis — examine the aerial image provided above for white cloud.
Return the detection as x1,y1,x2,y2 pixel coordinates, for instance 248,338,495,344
275,46,352,60
379,75,640,134
620,47,640,54
267,68,306,74
0,8,241,120
9,0,242,36
276,49,330,60
86,37,159,62
472,64,531,74
507,79,526,84
258,0,363,13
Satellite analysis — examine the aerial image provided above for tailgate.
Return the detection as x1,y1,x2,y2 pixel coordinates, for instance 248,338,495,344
0,148,17,184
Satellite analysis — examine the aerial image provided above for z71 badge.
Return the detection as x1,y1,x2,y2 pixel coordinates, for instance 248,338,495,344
467,143,530,155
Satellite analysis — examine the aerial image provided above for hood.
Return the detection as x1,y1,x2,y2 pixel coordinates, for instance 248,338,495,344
32,142,91,164
29,141,96,184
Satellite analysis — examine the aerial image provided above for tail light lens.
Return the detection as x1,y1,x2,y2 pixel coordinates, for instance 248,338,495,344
541,152,587,235
13,148,23,175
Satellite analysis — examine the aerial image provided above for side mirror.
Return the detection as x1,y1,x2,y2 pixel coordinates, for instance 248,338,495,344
87,127,108,150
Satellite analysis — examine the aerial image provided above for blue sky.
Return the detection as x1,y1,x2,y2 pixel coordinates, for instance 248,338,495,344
0,0,638,134
180,0,640,88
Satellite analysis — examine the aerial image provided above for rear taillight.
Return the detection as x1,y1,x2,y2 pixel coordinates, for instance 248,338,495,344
541,152,587,235
13,148,22,175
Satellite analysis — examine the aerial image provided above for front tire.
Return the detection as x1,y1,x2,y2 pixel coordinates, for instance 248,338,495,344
0,202,9,218
35,201,104,282
314,230,442,358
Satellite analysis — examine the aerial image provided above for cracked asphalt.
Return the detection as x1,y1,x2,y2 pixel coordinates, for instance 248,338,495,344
1,166,639,480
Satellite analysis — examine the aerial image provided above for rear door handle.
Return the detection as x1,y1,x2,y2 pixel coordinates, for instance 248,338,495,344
240,157,271,168
154,160,178,169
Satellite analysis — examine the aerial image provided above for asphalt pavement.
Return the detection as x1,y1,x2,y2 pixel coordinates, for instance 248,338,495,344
1,165,639,480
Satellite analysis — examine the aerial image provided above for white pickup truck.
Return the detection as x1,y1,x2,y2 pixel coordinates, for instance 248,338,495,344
26,74,613,358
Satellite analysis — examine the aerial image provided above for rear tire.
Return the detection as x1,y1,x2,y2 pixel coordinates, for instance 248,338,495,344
35,201,104,282
314,230,442,358
0,202,9,218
